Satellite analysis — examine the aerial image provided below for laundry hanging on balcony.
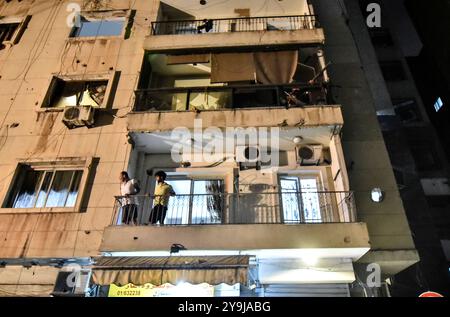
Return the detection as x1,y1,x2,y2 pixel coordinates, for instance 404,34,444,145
91,256,250,287
210,51,299,84
210,53,256,83
253,50,299,84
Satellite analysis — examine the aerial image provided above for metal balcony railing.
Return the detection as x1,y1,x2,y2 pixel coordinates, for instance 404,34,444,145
111,191,356,227
134,83,329,112
151,15,319,35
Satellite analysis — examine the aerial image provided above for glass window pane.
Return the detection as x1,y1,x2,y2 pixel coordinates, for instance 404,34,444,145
164,179,191,225
66,171,83,207
12,170,45,208
97,20,124,36
280,177,301,223
45,171,73,207
300,178,321,223
77,20,102,37
192,180,224,224
35,172,53,208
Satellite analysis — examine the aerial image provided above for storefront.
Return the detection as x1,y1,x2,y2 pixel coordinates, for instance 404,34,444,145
90,255,251,297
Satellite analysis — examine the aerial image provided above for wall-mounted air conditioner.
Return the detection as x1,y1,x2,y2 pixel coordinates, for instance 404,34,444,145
297,144,323,166
62,105,95,129
236,145,261,170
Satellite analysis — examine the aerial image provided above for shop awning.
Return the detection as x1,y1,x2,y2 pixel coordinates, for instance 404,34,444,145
92,256,250,286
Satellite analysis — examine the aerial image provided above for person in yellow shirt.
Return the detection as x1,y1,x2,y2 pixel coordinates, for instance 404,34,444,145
149,171,175,225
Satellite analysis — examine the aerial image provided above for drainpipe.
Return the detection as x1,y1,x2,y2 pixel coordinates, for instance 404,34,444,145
317,49,330,84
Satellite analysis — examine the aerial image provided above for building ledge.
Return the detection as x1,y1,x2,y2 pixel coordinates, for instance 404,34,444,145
127,106,344,132
100,223,370,260
144,29,325,53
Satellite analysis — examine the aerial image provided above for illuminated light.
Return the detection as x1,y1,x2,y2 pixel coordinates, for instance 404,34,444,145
434,97,444,112
302,256,318,266
371,188,384,203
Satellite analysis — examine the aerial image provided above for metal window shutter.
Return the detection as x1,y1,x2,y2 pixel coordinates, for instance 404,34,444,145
262,283,350,297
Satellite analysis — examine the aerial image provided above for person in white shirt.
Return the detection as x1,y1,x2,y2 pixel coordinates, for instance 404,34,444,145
119,171,139,225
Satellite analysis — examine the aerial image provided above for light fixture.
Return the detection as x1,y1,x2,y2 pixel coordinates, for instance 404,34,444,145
371,188,384,203
293,136,303,146
302,256,318,266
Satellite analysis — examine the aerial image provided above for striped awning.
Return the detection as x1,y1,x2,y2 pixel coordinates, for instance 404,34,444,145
92,256,249,286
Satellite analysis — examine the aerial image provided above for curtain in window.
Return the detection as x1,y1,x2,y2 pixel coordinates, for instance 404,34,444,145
205,180,225,222
10,169,83,208
12,170,44,208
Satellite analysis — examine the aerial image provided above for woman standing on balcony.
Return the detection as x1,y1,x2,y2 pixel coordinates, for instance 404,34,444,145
149,171,176,225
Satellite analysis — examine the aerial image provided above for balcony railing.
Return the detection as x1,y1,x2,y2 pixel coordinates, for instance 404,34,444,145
134,83,329,112
111,191,356,227
151,15,319,36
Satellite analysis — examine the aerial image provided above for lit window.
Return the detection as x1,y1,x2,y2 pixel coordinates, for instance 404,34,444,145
158,177,224,225
43,78,109,108
71,17,125,37
279,175,322,223
434,97,444,112
6,166,83,209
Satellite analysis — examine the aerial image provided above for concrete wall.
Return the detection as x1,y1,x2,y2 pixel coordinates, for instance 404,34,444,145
0,0,156,259
144,29,325,52
101,223,370,256
128,106,344,132
311,0,417,268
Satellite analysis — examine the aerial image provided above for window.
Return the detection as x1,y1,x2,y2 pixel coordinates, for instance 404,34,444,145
0,23,19,43
41,72,118,108
393,99,422,123
159,176,225,225
279,175,323,223
6,166,83,209
410,145,442,171
71,16,125,37
369,28,394,47
379,61,406,81
434,97,444,112
0,16,31,48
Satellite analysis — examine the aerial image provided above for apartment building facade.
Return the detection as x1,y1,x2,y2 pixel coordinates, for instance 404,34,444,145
0,0,418,297
347,0,450,295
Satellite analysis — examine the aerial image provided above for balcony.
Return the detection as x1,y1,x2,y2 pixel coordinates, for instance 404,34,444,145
144,15,325,52
134,83,329,112
113,191,356,226
101,192,370,258
151,15,319,35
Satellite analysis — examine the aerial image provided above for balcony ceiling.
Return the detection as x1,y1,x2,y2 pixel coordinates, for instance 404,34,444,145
161,0,310,19
131,126,337,153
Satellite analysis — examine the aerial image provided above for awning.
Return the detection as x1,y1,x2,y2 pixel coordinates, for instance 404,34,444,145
92,256,249,286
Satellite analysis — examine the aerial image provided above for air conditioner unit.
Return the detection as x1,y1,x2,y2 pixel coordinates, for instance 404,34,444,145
62,105,95,129
236,145,261,163
236,145,262,170
297,144,323,166
52,270,91,297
